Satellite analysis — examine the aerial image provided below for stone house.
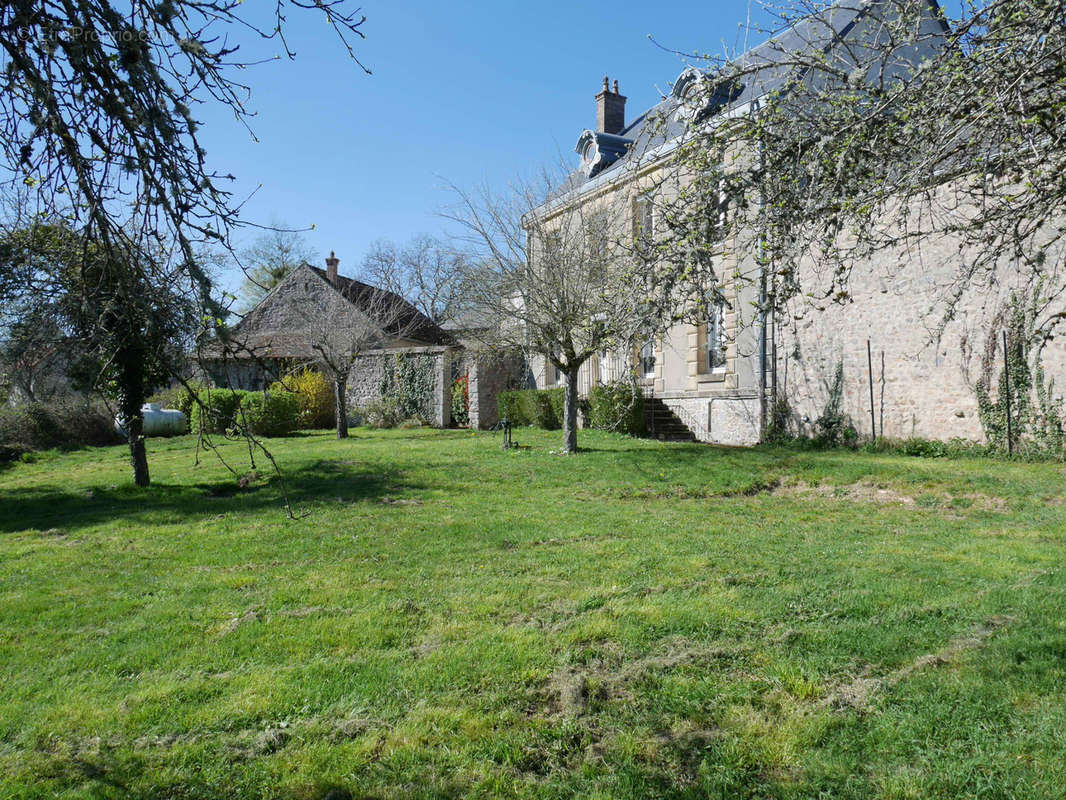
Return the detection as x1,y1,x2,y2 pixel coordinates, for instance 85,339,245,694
205,254,516,428
523,0,1066,446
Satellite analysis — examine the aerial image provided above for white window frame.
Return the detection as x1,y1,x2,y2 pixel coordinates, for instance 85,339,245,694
705,302,727,373
634,193,655,245
640,341,656,379
598,349,612,384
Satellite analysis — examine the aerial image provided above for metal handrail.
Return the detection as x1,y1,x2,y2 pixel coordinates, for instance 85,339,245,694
645,390,710,442
666,398,710,442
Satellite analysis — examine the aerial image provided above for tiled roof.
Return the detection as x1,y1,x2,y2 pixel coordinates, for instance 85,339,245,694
204,264,455,360
304,265,455,346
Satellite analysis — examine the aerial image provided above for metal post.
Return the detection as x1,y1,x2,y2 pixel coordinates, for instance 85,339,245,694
758,270,767,440
771,306,778,422
879,350,885,441
1002,329,1013,456
867,339,876,442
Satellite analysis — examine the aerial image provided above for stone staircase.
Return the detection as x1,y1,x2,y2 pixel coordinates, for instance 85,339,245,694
644,396,697,442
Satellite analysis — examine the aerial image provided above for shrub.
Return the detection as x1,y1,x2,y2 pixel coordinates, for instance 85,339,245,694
190,389,246,434
237,391,300,437
588,381,645,435
497,390,528,426
147,379,206,421
497,389,561,429
547,387,565,426
0,399,121,461
813,362,858,448
529,389,561,429
363,397,404,429
764,397,795,444
270,369,334,429
191,389,300,437
451,375,470,427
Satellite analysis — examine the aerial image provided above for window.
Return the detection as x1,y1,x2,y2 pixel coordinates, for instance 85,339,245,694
548,361,560,385
586,210,610,284
700,301,727,373
640,341,656,379
598,350,612,384
634,193,654,252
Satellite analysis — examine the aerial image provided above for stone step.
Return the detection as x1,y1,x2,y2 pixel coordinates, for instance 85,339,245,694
643,397,698,442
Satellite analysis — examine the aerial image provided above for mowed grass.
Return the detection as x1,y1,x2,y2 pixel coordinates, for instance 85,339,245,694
1,428,1065,799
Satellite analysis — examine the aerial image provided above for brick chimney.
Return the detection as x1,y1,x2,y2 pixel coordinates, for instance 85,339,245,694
596,76,626,135
325,251,339,286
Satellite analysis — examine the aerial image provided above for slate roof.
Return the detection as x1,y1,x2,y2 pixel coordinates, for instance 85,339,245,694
557,0,949,198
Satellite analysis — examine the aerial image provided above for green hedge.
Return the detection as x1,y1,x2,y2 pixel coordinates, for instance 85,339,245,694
191,389,244,434
497,388,564,429
191,389,299,437
588,382,645,435
147,379,206,421
238,391,300,437
548,387,565,426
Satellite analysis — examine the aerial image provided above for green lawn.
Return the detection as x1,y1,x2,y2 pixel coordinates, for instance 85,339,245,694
1,429,1064,799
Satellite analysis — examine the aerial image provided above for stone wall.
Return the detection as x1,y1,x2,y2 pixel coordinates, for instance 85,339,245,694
346,349,452,428
347,355,391,411
659,395,761,446
465,349,529,429
776,235,1066,443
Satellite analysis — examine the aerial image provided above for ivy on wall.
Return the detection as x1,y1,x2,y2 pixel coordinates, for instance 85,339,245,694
376,353,435,422
976,290,1065,455
813,360,858,448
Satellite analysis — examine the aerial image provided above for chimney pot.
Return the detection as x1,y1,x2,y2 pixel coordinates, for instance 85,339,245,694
325,250,340,285
595,76,627,135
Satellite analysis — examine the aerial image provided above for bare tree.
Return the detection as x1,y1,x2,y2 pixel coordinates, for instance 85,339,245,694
0,0,369,484
360,235,468,325
448,170,716,453
0,300,66,403
238,226,318,311
295,269,434,439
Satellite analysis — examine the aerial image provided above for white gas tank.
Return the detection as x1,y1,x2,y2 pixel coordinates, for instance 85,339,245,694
114,403,188,437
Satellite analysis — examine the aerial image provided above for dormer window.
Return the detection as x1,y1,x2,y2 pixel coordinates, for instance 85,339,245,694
575,129,634,178
672,66,744,121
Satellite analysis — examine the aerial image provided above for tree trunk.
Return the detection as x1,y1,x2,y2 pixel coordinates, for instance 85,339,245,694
117,342,150,487
563,364,580,453
334,376,349,439
127,414,150,488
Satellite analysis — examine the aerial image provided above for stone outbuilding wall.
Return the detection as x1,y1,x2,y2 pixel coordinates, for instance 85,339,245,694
462,349,528,430
347,347,453,428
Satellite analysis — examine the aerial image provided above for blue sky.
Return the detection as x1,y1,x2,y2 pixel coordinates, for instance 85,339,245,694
199,0,787,291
